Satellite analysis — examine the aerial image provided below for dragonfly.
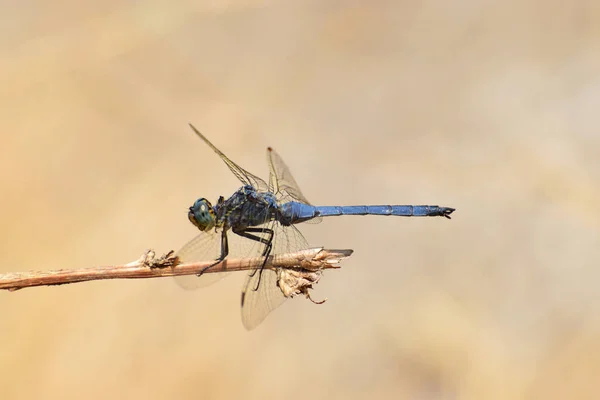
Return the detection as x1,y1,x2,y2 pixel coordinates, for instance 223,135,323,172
175,124,455,330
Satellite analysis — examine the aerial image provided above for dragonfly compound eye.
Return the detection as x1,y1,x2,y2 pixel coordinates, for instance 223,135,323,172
188,198,216,231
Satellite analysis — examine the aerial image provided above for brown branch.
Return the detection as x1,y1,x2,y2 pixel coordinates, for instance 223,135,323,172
0,248,354,292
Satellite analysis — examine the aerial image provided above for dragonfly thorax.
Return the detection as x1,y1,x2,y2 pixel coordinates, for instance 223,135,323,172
188,198,216,231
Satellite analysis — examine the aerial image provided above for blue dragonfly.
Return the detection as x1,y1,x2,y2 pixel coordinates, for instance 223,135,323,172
175,124,455,330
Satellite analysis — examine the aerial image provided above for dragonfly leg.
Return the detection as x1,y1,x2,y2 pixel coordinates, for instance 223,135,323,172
232,227,274,291
197,229,229,276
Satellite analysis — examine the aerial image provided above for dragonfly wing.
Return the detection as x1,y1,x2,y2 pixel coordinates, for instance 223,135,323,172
267,147,311,204
189,124,270,192
240,268,287,330
239,222,311,330
175,219,271,290
174,230,228,290
266,147,322,223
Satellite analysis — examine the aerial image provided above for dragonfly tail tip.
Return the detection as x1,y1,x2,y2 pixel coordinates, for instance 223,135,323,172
443,207,455,219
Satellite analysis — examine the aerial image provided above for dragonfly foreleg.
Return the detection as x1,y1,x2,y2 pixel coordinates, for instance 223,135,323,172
197,229,229,277
232,227,274,291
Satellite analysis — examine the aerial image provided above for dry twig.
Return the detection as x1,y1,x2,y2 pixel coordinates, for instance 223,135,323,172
0,248,353,292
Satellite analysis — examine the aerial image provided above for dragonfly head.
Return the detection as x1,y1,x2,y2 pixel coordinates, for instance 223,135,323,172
188,198,216,231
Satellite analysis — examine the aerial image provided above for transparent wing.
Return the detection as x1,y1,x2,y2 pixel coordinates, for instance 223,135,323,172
174,230,227,290
240,221,310,330
267,147,312,204
266,147,322,224
189,123,269,192
240,269,285,330
175,224,270,290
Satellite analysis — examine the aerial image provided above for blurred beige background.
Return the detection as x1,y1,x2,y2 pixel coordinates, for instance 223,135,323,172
1,1,600,399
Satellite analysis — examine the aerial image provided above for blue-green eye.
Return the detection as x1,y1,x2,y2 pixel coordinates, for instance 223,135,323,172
188,198,216,231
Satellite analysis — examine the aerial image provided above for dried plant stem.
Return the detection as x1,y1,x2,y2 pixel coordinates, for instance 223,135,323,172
0,248,353,292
